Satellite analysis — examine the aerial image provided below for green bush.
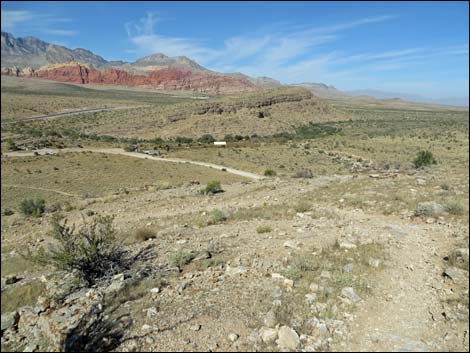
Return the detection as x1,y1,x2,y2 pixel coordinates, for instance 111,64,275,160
198,134,216,144
203,180,223,194
5,138,19,151
413,150,437,168
208,209,227,225
444,202,465,215
256,226,272,233
175,137,193,144
169,250,196,268
20,198,46,217
32,215,127,285
264,169,277,177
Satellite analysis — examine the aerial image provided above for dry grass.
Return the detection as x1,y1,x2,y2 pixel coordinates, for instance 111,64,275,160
1,152,245,209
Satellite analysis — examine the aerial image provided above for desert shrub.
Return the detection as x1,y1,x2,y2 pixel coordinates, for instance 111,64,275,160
32,215,127,285
198,134,216,144
203,180,223,194
282,256,318,280
264,169,277,177
440,184,450,191
413,150,437,168
444,202,465,215
256,225,272,233
175,137,193,144
135,228,156,241
414,201,445,217
293,169,313,179
5,138,19,151
169,250,195,268
20,198,46,217
208,209,227,225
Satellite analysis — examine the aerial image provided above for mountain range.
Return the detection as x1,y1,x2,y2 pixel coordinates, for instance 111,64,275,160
1,31,467,106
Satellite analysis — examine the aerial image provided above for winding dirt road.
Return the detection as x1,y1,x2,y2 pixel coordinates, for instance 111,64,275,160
3,148,265,181
1,105,147,125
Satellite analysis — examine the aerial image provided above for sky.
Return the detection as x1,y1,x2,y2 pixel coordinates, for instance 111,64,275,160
1,1,469,100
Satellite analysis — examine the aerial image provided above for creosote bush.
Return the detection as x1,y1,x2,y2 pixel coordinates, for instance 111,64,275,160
208,209,228,225
32,214,127,285
203,180,223,194
413,150,437,168
256,225,272,233
444,202,466,215
169,250,196,268
20,198,46,217
264,169,277,177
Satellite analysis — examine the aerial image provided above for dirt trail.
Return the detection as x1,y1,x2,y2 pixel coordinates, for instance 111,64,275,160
1,105,148,125
2,184,81,198
4,148,265,180
335,220,465,352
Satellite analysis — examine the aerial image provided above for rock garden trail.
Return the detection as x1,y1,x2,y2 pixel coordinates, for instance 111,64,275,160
4,148,265,180
334,217,468,352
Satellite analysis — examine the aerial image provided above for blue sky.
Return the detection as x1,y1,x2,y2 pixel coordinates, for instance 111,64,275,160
1,1,468,99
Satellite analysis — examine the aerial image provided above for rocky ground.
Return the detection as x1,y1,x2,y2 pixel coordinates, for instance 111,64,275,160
1,165,468,352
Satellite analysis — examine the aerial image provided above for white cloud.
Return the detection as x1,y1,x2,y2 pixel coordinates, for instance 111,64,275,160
125,12,394,74
124,12,467,98
1,10,77,36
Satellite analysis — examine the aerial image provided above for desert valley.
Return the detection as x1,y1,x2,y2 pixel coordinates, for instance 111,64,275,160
1,3,469,352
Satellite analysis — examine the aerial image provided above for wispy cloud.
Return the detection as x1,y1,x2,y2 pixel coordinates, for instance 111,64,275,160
125,12,394,70
1,10,77,36
126,12,467,98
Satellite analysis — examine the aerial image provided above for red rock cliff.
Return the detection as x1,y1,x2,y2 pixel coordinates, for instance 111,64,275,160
2,63,258,94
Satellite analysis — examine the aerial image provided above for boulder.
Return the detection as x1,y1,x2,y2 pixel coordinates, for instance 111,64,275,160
259,327,278,344
276,326,300,350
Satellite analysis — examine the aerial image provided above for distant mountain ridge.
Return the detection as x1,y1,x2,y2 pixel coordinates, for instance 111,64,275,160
1,31,108,69
1,31,467,105
346,89,469,107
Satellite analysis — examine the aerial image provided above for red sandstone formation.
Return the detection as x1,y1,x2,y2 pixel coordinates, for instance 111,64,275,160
1,63,258,94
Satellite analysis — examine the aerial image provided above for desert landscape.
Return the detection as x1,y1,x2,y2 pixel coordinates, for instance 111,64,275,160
1,2,469,352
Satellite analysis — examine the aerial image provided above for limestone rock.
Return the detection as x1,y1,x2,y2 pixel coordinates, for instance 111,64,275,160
276,326,300,350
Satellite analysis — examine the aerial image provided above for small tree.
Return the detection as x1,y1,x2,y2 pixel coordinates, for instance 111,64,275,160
33,215,127,285
20,198,46,217
413,150,437,168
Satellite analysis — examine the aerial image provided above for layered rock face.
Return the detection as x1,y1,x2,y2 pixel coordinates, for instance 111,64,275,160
1,63,258,94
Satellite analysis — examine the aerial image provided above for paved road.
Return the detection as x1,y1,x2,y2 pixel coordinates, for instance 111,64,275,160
1,105,147,125
4,148,265,181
